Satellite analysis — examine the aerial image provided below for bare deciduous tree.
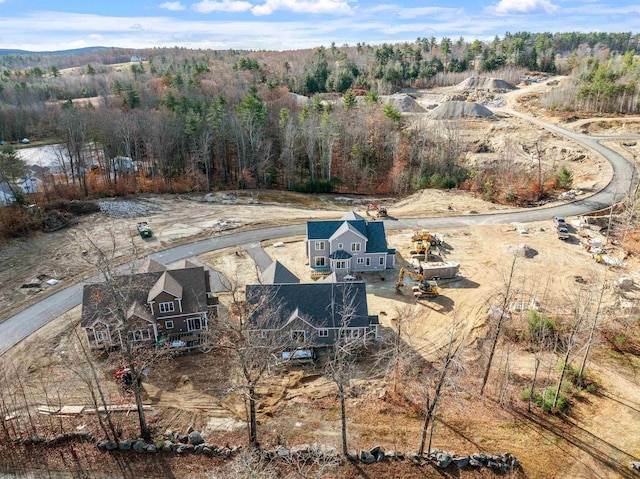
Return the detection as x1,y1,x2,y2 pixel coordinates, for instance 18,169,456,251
481,255,518,396
219,283,290,447
418,316,464,456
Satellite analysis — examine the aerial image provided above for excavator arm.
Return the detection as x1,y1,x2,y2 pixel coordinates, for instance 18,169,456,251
396,268,440,297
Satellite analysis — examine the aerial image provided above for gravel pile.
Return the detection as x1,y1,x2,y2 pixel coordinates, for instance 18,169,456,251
97,200,151,218
455,77,516,91
429,101,493,119
381,93,425,113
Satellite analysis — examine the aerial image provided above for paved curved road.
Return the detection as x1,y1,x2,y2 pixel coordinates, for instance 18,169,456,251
0,115,637,357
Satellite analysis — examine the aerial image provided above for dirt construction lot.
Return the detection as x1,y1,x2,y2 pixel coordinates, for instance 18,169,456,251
1,77,640,478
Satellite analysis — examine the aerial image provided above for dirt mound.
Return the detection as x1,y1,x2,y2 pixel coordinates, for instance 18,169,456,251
429,101,493,119
382,93,425,113
455,77,516,91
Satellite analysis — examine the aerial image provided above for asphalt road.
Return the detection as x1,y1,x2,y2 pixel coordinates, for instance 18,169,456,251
0,119,637,357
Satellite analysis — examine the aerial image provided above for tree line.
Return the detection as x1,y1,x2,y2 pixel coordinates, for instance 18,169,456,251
0,32,633,204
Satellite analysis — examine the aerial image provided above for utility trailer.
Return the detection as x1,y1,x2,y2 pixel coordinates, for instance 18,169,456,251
137,221,152,238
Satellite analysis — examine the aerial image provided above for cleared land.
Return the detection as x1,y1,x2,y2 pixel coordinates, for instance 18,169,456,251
1,77,639,478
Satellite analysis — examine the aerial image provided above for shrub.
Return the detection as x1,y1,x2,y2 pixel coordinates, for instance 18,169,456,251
534,385,568,412
504,189,518,203
527,310,555,342
520,387,533,401
0,205,40,238
555,167,573,189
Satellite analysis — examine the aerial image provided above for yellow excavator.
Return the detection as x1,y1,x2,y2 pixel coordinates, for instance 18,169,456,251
395,268,440,298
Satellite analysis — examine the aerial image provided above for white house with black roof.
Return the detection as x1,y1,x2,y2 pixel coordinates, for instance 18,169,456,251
306,211,396,276
246,261,379,351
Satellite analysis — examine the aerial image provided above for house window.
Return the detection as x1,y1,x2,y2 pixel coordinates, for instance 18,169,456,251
290,330,307,342
357,257,364,264
128,330,151,342
165,320,174,330
186,317,202,331
95,330,108,342
318,329,329,337
379,257,385,266
353,329,360,338
315,257,326,267
351,243,361,252
365,257,371,266
338,243,343,250
336,260,347,269
314,241,325,251
159,302,175,313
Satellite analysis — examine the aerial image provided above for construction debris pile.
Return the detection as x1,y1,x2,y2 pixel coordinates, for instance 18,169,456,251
98,200,151,218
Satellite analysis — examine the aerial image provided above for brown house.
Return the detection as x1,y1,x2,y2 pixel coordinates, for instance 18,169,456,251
81,259,218,350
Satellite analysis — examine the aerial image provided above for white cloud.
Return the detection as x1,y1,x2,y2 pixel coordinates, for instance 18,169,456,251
491,0,558,14
192,0,253,13
396,6,462,20
68,40,88,48
251,0,353,16
159,1,186,11
88,34,103,40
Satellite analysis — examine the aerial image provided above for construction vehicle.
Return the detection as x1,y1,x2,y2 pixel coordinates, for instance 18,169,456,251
396,268,440,298
411,230,443,246
366,204,388,218
137,221,152,238
410,238,428,257
409,230,443,257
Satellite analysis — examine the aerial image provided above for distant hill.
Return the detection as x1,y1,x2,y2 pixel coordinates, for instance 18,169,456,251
0,47,110,56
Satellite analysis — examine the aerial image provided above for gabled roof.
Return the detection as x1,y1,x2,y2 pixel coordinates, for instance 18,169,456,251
148,271,183,302
260,260,300,285
329,221,367,242
317,272,338,283
329,250,352,260
173,259,198,270
143,258,167,273
81,266,209,328
307,218,367,241
246,282,378,331
340,211,365,221
127,302,153,323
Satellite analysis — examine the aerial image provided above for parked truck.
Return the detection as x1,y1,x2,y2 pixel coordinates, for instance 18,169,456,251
557,226,570,240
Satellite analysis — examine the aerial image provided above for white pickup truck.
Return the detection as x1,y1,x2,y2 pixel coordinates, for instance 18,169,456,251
557,226,570,240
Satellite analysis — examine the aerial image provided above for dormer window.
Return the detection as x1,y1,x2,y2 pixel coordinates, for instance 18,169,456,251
159,302,175,313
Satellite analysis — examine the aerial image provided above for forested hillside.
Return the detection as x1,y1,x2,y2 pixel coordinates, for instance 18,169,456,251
0,31,638,202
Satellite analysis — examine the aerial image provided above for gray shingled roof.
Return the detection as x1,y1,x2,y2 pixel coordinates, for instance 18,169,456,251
307,218,366,240
81,266,209,328
364,221,390,253
260,260,300,285
245,282,378,330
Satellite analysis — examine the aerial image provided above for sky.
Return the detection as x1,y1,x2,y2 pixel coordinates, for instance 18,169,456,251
0,0,638,52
